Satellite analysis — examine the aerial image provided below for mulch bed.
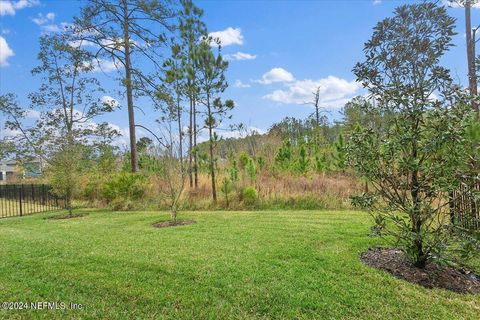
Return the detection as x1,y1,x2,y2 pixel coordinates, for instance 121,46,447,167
152,220,196,228
361,247,480,294
46,213,87,220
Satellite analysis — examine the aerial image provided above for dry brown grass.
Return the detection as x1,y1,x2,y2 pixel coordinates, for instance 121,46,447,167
175,171,363,210
78,169,364,211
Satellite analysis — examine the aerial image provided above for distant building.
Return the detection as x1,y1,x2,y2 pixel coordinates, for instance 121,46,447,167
0,160,42,183
0,160,16,182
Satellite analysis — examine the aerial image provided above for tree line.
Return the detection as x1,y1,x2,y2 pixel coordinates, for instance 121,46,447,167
0,0,236,212
0,0,479,269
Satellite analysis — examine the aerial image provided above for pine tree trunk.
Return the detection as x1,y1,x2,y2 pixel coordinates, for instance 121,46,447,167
193,99,198,189
188,96,193,188
207,97,217,202
122,0,138,173
176,89,183,173
465,0,479,114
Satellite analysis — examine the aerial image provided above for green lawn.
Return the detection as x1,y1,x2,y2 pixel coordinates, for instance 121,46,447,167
0,210,478,319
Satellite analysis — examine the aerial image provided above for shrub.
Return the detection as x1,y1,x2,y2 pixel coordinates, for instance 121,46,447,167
102,172,147,202
349,2,475,268
238,152,250,170
242,186,258,207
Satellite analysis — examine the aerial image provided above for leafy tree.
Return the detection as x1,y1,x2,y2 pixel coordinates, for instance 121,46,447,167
0,33,118,211
342,96,385,135
73,0,176,172
136,137,153,154
0,139,15,160
48,143,86,214
349,2,473,268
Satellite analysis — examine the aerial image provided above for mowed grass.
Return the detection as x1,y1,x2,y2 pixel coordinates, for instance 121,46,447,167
0,210,478,319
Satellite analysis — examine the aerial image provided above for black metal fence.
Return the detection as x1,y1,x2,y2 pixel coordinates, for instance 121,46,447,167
0,184,66,219
450,175,480,230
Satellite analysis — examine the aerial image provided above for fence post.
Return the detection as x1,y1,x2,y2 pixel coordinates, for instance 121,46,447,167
19,185,23,217
42,184,46,206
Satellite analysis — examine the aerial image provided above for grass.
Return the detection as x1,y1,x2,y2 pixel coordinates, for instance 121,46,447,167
0,210,478,319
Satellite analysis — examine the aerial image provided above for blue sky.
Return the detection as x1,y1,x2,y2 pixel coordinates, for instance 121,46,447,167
0,0,478,145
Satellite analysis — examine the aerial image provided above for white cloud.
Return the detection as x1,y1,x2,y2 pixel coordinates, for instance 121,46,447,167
37,22,72,34
0,1,15,15
32,12,55,26
443,0,480,8
101,95,120,108
94,59,120,73
25,109,40,119
208,27,244,47
68,37,131,50
14,0,38,9
196,126,265,143
234,80,251,88
67,39,96,48
225,51,256,61
83,59,121,73
216,126,266,140
373,0,381,5
0,35,14,67
263,75,360,109
0,0,38,16
40,24,62,33
256,67,295,84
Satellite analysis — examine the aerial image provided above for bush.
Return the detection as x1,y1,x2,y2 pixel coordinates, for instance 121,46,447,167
238,152,250,170
102,172,147,202
242,187,258,207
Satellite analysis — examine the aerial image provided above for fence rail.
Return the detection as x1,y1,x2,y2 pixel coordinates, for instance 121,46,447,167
0,184,65,219
450,175,480,230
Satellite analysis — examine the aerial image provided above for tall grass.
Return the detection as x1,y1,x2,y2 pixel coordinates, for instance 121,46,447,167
78,171,363,211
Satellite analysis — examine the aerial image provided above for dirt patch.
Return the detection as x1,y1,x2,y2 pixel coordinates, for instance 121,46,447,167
46,213,87,220
361,247,480,294
152,220,196,228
